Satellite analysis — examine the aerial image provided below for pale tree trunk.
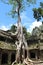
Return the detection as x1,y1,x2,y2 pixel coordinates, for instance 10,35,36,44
15,1,28,63
16,2,22,63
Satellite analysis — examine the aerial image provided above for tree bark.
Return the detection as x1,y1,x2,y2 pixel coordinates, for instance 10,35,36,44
16,2,22,63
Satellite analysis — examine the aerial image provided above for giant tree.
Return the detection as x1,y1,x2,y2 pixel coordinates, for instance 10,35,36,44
1,0,36,63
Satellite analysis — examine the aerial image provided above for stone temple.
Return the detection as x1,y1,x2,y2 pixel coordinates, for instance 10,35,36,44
0,23,43,65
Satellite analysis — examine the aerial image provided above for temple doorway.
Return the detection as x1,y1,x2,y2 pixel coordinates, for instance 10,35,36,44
11,53,16,63
1,53,8,64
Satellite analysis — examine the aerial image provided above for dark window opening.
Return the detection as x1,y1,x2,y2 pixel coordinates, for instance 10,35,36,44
11,53,15,63
1,53,8,64
30,52,35,58
0,36,5,41
40,40,43,43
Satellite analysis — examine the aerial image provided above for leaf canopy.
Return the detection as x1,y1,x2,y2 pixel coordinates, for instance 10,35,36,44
1,0,36,18
33,2,43,21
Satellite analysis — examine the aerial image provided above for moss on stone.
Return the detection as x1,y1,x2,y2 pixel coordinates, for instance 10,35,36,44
0,41,16,50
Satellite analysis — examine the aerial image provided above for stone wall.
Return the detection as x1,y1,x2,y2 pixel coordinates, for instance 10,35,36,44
0,49,16,65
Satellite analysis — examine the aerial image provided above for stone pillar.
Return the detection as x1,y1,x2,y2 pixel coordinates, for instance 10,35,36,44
8,52,11,65
0,55,1,65
27,47,29,58
28,49,30,58
23,49,25,59
35,51,37,60
0,49,2,65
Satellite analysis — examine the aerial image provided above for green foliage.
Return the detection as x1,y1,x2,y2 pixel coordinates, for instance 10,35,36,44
23,26,28,40
40,2,43,8
33,2,43,21
1,0,36,18
27,0,36,4
32,27,40,36
23,27,31,40
10,25,17,33
32,22,43,36
21,26,31,40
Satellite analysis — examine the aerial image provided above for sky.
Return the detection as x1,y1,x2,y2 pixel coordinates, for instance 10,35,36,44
0,0,43,33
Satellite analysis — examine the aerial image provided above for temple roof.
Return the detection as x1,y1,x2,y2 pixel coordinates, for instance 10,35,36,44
0,29,17,42
0,29,17,50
